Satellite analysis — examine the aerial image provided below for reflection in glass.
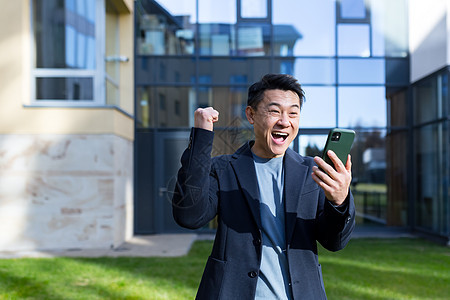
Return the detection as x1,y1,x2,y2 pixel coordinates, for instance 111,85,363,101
199,24,235,56
298,135,327,157
338,87,386,127
300,87,336,128
136,86,251,129
210,88,249,129
273,25,302,56
199,0,235,23
137,0,195,55
198,57,270,84
338,59,385,84
351,130,387,222
237,25,269,56
443,73,449,117
293,58,335,85
273,0,335,56
387,89,408,127
413,75,438,125
157,0,197,22
136,87,195,128
415,124,444,232
386,130,408,226
136,57,196,84
36,77,93,100
240,0,267,18
340,0,366,19
371,0,408,57
385,58,409,86
338,24,370,57
213,129,254,157
34,0,96,69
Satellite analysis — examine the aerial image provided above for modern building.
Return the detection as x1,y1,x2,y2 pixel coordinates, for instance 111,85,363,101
0,0,448,252
0,0,135,251
133,0,449,245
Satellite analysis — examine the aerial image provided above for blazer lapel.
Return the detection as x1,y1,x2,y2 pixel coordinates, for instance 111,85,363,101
284,149,309,244
230,142,262,229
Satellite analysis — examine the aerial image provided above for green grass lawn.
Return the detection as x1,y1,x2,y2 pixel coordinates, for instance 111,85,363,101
0,238,448,299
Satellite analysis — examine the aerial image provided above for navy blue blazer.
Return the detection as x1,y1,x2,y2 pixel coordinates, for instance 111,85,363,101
173,128,355,299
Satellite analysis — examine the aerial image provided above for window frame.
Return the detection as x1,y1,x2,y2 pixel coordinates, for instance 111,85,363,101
30,0,106,106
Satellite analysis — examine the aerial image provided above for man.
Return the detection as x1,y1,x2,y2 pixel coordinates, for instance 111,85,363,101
172,74,355,299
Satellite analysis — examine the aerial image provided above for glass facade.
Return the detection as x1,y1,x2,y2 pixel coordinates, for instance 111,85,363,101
412,70,449,237
134,0,433,234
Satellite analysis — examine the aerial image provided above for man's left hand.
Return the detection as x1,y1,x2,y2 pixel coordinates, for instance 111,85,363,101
311,151,352,206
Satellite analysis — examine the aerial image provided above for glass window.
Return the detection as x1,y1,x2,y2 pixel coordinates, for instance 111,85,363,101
352,129,387,222
136,57,196,85
199,0,235,23
198,24,235,56
210,87,248,128
387,89,408,127
236,24,270,56
198,0,236,56
298,135,327,157
36,77,93,100
386,130,408,226
413,76,438,125
340,0,366,19
442,71,450,116
137,0,196,55
370,0,408,57
198,58,270,84
338,24,370,57
213,128,253,157
33,0,96,69
414,124,445,232
240,0,267,18
441,73,448,117
292,58,335,85
385,58,409,86
32,0,102,104
338,87,387,127
338,58,385,84
300,87,336,128
273,0,335,56
136,86,196,128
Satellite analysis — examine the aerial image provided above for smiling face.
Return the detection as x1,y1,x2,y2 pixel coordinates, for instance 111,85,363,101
245,89,301,158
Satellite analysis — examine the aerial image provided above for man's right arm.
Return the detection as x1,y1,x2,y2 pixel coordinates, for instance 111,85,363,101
172,108,220,229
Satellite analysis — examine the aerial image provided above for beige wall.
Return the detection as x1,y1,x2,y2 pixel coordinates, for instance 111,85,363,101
0,0,134,141
0,134,133,251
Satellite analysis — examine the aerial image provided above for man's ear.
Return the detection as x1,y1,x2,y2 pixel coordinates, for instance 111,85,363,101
245,106,255,124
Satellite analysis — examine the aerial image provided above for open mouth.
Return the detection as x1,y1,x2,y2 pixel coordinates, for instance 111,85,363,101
271,132,289,144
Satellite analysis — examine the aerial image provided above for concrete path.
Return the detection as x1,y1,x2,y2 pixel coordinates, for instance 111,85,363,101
0,234,199,259
0,226,414,259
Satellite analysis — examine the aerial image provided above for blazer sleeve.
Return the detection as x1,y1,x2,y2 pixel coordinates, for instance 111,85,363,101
316,188,356,252
172,127,219,229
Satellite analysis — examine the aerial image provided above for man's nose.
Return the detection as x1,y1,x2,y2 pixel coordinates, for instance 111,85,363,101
277,113,290,126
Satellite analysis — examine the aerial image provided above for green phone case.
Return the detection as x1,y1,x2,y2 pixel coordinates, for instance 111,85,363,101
322,128,355,168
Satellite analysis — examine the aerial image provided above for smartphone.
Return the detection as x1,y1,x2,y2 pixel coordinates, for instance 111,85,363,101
322,128,355,169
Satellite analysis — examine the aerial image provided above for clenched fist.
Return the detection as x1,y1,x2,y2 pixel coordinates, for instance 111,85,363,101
194,107,219,131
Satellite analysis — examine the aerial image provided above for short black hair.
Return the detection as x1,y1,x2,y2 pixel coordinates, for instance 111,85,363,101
247,74,305,110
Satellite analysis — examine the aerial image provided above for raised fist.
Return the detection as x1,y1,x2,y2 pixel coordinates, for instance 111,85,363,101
194,107,219,131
